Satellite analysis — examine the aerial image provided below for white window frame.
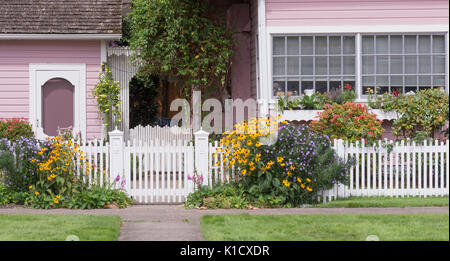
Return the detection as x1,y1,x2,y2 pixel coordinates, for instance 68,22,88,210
259,25,450,111
29,63,87,140
271,34,358,96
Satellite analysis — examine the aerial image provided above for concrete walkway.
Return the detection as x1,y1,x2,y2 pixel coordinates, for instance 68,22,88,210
1,205,448,241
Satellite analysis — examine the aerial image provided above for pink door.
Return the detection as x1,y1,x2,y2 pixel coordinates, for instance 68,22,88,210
42,78,74,136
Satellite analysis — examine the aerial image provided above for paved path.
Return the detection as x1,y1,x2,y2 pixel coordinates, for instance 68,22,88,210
1,205,448,241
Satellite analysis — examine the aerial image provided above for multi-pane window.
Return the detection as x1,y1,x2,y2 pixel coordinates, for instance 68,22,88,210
272,35,356,96
362,34,446,94
272,33,447,97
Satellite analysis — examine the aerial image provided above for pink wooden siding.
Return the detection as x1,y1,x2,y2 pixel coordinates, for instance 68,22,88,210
0,40,102,139
266,0,449,26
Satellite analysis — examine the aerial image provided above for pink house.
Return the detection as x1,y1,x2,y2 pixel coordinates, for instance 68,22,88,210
204,0,449,138
0,0,122,140
249,0,449,112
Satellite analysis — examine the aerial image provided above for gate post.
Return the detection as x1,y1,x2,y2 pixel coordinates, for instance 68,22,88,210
109,129,127,191
194,128,210,186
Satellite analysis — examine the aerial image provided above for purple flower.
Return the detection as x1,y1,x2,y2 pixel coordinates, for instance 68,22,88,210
115,175,121,183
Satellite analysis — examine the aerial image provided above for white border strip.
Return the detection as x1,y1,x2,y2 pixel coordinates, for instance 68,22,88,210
0,34,122,40
267,24,449,34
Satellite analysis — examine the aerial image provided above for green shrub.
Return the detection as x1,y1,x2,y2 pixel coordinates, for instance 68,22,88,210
380,89,448,139
185,182,286,209
311,102,384,145
0,182,12,206
63,185,133,209
0,118,34,141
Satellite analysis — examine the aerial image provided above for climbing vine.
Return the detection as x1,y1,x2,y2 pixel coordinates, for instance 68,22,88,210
127,0,234,95
92,63,122,131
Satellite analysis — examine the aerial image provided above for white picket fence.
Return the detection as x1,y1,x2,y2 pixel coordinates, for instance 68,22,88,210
75,134,195,204
320,139,450,202
73,129,449,204
129,125,193,144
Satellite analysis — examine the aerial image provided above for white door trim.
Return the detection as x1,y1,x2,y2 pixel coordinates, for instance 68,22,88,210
29,63,86,139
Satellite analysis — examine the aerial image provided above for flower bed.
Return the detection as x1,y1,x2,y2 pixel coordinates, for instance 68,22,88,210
0,133,132,209
185,117,355,209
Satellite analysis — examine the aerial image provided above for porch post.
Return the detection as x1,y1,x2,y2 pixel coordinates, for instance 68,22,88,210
194,128,210,186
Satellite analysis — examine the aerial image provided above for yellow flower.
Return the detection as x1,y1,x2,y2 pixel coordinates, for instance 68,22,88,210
283,180,291,187
29,185,33,189
297,177,302,183
56,195,61,199
301,184,306,189
307,187,313,192
287,171,292,176
34,191,39,196
306,178,311,183
290,165,295,171
241,169,247,175
277,157,284,163
255,142,261,148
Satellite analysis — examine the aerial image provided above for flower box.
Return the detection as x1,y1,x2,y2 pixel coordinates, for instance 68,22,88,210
280,109,399,122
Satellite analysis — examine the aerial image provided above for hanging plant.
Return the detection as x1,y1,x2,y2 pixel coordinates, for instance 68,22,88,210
92,63,122,132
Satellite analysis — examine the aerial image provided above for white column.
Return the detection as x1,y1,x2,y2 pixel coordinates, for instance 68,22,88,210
109,129,127,190
194,128,210,186
257,0,269,117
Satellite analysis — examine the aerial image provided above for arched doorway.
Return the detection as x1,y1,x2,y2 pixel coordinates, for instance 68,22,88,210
41,78,74,136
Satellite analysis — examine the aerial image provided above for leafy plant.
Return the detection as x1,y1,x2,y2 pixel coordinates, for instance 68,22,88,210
64,185,132,209
0,182,12,206
310,103,384,145
278,93,330,111
327,84,357,105
381,89,449,139
127,0,234,94
92,63,122,132
277,95,301,112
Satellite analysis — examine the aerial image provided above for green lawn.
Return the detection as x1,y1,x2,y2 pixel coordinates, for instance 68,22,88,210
0,214,121,241
201,214,449,241
314,196,449,208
